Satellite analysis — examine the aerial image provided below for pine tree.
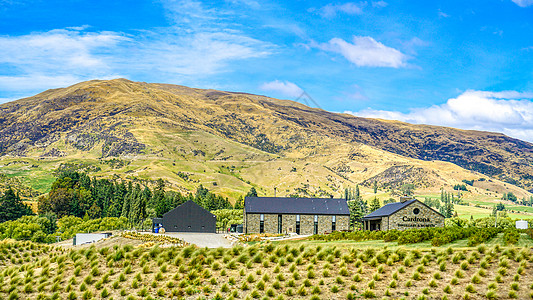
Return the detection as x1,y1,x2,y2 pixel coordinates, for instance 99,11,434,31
369,197,381,212
355,185,360,201
246,187,258,198
444,195,454,218
373,181,378,194
347,200,364,230
234,196,244,209
0,188,33,222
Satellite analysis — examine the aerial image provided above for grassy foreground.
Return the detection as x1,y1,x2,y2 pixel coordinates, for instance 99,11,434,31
0,236,532,299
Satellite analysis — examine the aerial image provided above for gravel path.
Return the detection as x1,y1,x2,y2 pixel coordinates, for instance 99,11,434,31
158,232,234,248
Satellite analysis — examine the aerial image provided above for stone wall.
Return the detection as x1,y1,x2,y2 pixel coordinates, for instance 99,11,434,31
283,215,297,233
300,215,314,235
337,215,350,231
387,201,444,231
244,213,259,234
245,213,350,234
263,214,278,233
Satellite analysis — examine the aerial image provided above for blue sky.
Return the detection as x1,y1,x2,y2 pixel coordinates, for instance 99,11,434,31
1,0,533,141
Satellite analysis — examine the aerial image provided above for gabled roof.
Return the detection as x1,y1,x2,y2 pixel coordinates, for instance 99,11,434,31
163,200,215,218
362,199,444,219
363,200,417,219
245,197,350,215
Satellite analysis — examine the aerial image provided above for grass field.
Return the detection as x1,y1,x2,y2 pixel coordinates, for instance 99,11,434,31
278,232,533,251
1,230,532,300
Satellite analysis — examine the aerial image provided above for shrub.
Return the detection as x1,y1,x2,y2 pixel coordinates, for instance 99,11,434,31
443,285,452,294
246,274,255,283
486,290,498,299
439,262,446,271
412,271,421,281
503,229,520,245
368,280,375,289
389,280,397,288
362,289,376,298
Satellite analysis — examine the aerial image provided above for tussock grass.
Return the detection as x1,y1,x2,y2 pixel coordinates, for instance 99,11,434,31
0,237,531,299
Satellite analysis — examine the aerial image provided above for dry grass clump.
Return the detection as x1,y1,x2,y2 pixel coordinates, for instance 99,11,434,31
0,238,531,299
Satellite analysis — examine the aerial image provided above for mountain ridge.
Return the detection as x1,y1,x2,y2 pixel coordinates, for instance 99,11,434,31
0,78,532,201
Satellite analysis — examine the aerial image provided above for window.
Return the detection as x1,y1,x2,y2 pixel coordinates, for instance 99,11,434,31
278,215,282,234
332,215,336,231
313,215,318,235
260,214,264,233
413,208,420,215
296,215,300,234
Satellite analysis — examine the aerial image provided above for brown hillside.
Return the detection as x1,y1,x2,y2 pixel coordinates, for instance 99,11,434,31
0,78,532,199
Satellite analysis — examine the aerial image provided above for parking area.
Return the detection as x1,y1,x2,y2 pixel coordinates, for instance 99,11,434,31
160,232,234,248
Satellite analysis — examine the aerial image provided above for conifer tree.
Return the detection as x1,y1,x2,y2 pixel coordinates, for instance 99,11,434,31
234,196,244,209
246,187,258,197
369,197,381,212
0,188,33,222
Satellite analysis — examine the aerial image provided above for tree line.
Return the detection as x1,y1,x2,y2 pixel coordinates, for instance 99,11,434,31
36,171,233,226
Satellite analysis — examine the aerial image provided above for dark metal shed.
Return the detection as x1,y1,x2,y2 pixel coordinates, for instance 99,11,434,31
162,200,216,233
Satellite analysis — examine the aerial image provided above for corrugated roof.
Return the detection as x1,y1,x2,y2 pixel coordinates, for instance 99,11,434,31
362,200,417,219
245,197,350,215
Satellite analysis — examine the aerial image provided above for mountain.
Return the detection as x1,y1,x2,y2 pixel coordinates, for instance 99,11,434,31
0,78,532,202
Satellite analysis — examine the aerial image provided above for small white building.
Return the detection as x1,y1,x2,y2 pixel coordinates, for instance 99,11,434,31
73,233,112,246
516,220,529,229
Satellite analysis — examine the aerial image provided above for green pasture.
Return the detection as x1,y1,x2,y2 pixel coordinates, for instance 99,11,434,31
276,232,533,250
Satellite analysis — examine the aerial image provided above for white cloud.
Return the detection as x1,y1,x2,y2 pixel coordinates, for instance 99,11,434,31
310,2,366,18
318,36,409,68
260,80,304,98
0,74,86,92
226,0,261,9
0,1,274,101
0,28,125,71
512,0,533,7
371,1,388,8
438,10,450,18
123,30,272,76
0,28,126,99
346,90,533,142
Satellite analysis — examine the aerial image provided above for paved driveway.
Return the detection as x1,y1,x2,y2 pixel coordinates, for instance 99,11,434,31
161,232,233,248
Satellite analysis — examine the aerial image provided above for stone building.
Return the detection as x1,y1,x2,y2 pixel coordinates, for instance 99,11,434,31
362,197,444,231
244,197,350,234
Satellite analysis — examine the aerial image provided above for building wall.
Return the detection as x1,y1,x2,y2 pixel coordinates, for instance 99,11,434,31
245,213,259,234
300,215,314,235
162,200,216,233
337,215,350,231
283,215,297,233
245,213,349,234
387,201,444,231
381,216,389,231
263,214,278,233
